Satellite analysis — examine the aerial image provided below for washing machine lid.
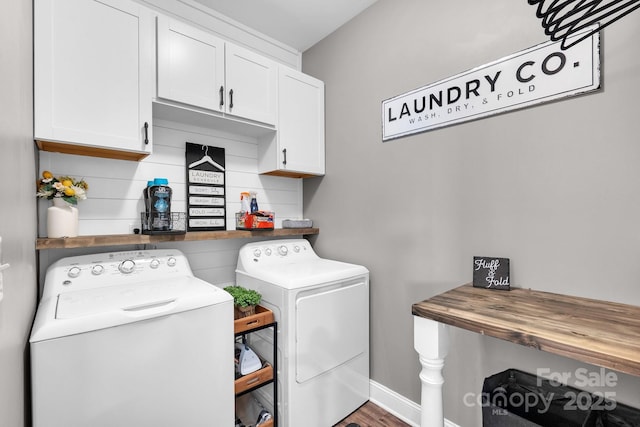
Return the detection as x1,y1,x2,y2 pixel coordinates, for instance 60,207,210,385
236,258,369,289
30,277,231,342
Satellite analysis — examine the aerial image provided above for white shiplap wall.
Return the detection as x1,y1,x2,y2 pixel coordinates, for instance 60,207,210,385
37,119,304,285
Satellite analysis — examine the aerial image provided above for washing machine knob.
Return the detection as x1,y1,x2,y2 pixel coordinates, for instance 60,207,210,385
118,259,136,274
150,259,161,269
67,266,81,278
293,245,300,253
167,257,177,267
265,248,272,256
253,249,262,257
278,245,288,256
91,264,105,276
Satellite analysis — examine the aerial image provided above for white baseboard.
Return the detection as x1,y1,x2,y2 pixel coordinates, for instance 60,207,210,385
369,380,461,427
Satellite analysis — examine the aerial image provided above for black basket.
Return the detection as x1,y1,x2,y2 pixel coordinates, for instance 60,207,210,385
483,369,640,427
483,369,590,426
140,212,186,235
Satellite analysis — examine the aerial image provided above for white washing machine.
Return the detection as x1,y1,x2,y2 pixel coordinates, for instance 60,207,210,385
235,239,369,427
30,249,234,427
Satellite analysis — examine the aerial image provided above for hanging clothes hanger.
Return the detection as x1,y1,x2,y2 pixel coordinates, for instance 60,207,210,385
529,0,640,49
188,145,225,171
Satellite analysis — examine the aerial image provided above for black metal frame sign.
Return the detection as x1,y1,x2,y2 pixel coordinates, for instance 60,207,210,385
382,24,600,141
185,142,226,231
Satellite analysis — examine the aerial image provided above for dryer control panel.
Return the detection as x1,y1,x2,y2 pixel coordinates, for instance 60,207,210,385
237,239,318,268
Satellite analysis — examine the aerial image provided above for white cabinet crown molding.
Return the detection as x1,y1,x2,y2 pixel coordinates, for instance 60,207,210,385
136,0,302,69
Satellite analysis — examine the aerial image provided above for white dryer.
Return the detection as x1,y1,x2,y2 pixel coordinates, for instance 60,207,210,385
30,249,234,427
236,239,369,427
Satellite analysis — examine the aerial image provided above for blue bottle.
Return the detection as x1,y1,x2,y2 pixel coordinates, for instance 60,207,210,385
250,191,259,213
149,178,172,231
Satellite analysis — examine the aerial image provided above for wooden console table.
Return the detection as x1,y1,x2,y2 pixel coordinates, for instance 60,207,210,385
411,283,640,426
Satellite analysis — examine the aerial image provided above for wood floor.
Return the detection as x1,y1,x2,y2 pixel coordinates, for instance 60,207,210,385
333,401,412,427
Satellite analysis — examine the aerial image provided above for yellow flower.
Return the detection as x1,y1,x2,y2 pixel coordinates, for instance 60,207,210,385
36,172,88,204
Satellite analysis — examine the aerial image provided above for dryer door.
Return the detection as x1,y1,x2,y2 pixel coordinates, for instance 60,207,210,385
295,278,368,383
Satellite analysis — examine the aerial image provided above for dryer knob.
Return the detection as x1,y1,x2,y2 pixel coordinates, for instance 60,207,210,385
91,264,105,276
118,259,136,274
278,245,288,256
265,248,272,256
293,245,300,253
67,266,81,278
167,257,177,267
253,249,262,257
150,259,161,269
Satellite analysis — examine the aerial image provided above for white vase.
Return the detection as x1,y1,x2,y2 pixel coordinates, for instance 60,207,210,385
47,198,79,238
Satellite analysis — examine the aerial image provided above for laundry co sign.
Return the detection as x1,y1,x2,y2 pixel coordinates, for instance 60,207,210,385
381,25,600,141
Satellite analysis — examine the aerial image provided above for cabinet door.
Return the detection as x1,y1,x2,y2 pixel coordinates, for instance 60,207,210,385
34,0,153,156
157,16,225,112
225,44,277,125
277,67,325,176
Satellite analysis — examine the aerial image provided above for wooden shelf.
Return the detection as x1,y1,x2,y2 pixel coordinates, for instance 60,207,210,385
412,283,640,377
234,305,275,335
36,228,319,250
36,139,150,161
235,363,274,395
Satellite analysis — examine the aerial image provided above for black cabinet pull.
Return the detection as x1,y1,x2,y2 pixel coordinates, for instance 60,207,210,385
219,86,224,108
282,148,287,166
144,122,149,145
229,89,234,109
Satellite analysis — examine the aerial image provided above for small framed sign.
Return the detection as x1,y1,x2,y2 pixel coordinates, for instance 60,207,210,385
473,257,510,290
185,142,226,231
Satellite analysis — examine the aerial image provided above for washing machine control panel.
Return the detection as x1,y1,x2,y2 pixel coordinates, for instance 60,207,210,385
277,245,288,256
43,250,191,299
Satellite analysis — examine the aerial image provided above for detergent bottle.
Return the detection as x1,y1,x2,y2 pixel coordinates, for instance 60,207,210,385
149,178,172,231
249,191,259,213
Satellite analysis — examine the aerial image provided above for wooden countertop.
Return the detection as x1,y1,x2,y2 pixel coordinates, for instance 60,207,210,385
412,284,640,377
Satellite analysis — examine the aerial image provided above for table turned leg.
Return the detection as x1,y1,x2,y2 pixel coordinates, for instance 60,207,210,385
413,316,450,427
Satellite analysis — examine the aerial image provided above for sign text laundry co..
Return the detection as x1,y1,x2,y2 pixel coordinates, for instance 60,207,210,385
381,24,600,141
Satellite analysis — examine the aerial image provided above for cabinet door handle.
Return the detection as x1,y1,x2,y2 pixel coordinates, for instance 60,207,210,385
282,148,287,166
229,89,234,109
144,122,149,145
219,86,224,108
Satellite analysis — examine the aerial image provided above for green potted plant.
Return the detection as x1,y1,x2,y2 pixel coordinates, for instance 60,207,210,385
224,285,262,319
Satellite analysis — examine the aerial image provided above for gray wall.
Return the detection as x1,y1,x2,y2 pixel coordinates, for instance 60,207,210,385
0,1,37,427
302,1,640,425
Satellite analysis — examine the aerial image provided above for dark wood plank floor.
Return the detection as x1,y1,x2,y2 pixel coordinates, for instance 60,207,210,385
333,401,412,427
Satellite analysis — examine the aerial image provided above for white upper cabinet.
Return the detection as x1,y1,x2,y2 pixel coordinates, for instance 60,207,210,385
156,16,224,112
34,0,154,160
156,16,277,126
224,44,277,125
258,66,325,178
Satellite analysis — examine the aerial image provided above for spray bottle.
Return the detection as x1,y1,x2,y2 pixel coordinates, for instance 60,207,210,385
240,192,251,214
